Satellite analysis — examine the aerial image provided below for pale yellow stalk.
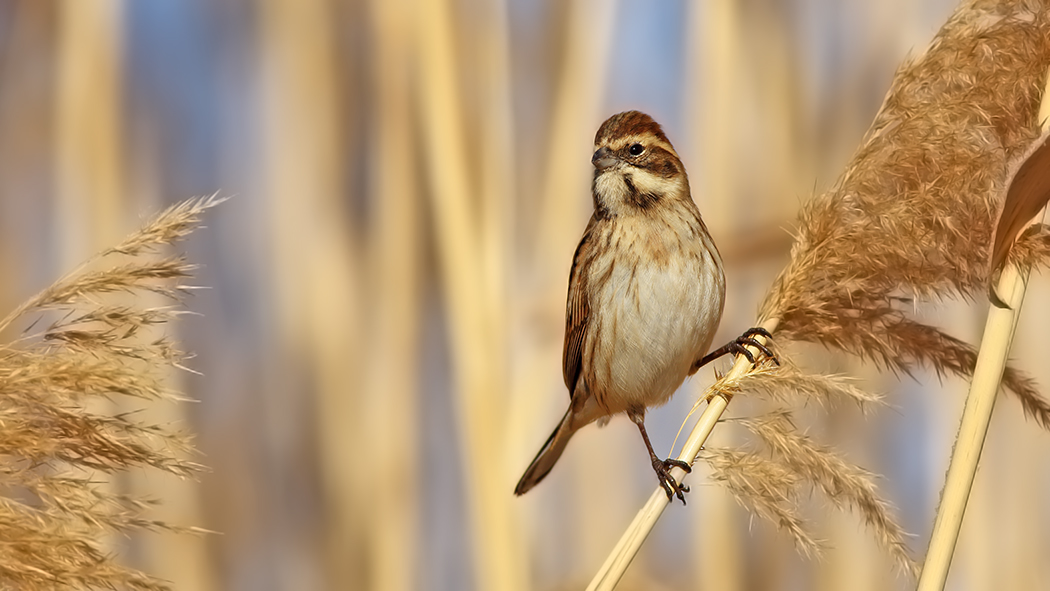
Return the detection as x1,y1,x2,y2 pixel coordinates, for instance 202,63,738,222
685,1,744,587
365,0,422,589
915,67,1050,591
915,253,1030,591
54,0,128,576
258,0,363,587
55,0,124,257
416,0,525,589
586,318,779,591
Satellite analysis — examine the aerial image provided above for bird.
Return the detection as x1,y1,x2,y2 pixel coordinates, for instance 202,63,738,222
514,110,774,504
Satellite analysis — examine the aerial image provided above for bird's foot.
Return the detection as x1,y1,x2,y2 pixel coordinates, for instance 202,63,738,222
653,457,692,504
693,327,780,372
728,327,779,366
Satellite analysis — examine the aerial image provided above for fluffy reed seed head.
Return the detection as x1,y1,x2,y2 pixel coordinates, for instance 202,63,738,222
693,1,1050,576
0,195,223,590
758,1,1050,426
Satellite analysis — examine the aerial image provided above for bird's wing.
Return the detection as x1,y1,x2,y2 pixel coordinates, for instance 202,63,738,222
563,216,597,397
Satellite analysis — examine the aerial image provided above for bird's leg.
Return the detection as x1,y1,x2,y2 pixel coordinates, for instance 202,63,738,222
694,327,779,371
629,410,691,504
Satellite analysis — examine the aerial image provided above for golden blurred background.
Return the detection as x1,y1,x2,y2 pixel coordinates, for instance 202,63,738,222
2,0,1050,590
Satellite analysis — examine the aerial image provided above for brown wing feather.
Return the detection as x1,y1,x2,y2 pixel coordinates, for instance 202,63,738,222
991,133,1050,274
562,216,598,396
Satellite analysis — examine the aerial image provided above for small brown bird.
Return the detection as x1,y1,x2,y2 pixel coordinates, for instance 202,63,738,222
514,111,773,503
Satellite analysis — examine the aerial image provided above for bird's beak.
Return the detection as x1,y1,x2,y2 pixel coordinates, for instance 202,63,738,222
592,146,618,171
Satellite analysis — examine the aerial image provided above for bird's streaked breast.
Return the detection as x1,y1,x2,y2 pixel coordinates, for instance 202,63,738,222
580,209,725,414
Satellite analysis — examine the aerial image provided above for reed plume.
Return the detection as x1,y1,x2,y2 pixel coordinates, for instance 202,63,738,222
691,360,917,575
759,1,1050,423
0,195,222,590
713,0,1050,572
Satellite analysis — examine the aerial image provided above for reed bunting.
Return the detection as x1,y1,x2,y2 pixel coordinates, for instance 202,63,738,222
515,111,774,503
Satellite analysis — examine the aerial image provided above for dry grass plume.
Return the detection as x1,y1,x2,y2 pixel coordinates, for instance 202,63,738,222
692,0,1050,576
760,1,1050,425
0,195,222,590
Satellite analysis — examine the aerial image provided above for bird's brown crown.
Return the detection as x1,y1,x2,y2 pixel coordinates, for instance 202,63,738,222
594,111,672,148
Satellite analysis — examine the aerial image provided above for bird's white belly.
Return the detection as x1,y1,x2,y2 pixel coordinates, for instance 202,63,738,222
586,251,724,413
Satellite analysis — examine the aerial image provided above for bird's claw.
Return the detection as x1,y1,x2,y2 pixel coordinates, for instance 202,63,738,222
731,328,779,366
653,457,692,504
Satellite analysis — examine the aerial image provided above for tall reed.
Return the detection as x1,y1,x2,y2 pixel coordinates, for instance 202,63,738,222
364,0,423,589
416,0,526,588
686,2,745,588
257,0,367,587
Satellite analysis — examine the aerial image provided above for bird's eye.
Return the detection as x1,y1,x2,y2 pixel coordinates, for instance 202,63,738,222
628,143,645,156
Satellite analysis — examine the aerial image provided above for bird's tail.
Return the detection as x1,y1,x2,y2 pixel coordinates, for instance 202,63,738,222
514,407,578,496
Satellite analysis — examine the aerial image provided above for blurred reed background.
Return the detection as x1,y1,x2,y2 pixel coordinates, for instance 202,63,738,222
1,0,1049,590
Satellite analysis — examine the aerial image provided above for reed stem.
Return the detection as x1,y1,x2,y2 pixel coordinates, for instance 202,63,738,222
915,250,1030,590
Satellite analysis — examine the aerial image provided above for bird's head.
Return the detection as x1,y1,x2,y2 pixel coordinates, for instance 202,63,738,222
590,111,690,217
